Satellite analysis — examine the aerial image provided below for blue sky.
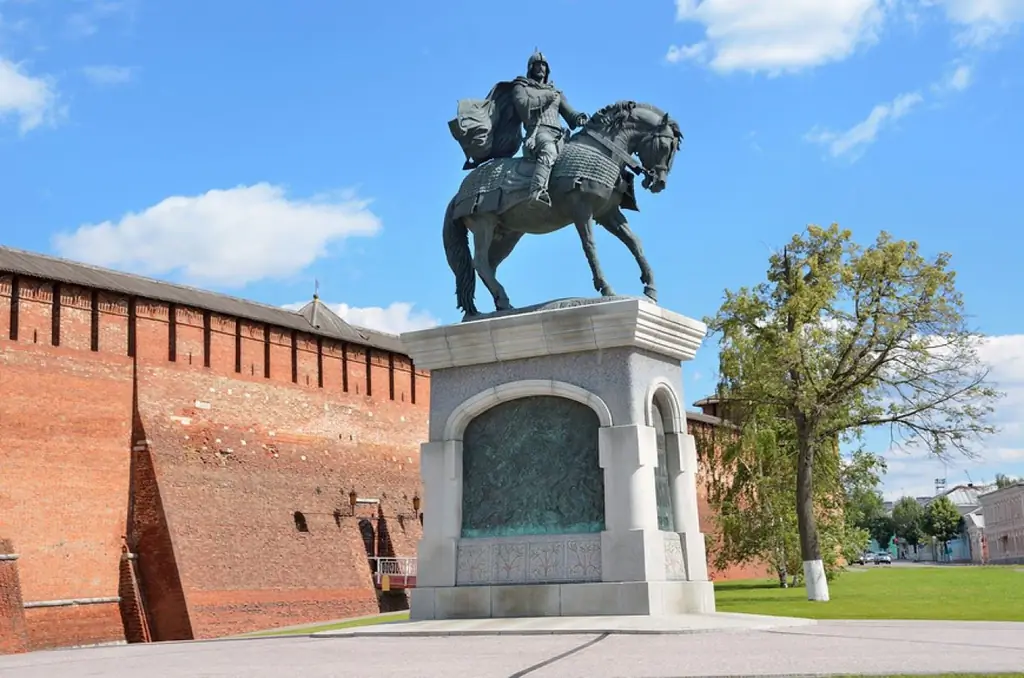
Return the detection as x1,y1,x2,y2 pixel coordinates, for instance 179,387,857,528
2,0,1023,498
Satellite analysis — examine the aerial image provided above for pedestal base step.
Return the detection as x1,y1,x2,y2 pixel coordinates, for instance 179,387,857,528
409,580,715,620
312,611,816,637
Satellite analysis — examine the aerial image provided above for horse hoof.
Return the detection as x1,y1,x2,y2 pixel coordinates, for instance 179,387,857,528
600,287,617,297
643,286,658,303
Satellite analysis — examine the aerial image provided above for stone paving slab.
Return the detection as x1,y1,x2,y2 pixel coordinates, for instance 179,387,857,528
312,612,818,637
2,620,1024,677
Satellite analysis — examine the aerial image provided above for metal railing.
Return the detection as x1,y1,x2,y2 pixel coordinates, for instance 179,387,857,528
369,557,417,588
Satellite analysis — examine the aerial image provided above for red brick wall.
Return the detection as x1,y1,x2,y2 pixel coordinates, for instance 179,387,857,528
118,550,151,643
128,442,193,642
23,605,125,650
1,271,430,648
0,283,134,651
0,540,29,655
134,358,426,638
691,419,773,582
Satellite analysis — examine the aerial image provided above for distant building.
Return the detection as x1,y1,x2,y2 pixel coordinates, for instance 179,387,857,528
908,484,995,563
979,482,1024,565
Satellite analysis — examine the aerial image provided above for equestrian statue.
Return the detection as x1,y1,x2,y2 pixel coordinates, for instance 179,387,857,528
446,50,683,319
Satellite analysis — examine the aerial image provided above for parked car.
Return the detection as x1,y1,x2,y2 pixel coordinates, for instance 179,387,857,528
853,552,875,565
875,552,892,565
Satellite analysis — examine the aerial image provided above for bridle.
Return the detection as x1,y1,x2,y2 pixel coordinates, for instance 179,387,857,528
580,116,681,181
637,128,681,178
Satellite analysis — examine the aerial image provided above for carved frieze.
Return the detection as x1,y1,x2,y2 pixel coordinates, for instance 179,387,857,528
455,534,601,585
663,532,686,580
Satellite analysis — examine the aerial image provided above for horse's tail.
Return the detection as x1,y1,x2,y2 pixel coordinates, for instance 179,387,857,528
443,197,477,317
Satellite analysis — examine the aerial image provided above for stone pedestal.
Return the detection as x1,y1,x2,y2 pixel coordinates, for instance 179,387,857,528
399,298,715,619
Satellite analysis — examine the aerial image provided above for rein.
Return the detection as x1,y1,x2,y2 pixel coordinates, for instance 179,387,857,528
580,128,648,178
580,126,677,179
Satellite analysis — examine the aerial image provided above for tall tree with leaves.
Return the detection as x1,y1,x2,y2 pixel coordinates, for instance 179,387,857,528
891,496,926,552
924,496,962,560
995,473,1021,489
704,417,800,588
704,412,864,587
709,225,1000,601
869,515,896,550
840,450,888,528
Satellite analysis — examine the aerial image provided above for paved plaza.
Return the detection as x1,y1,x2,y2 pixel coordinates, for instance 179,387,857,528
3,619,1024,677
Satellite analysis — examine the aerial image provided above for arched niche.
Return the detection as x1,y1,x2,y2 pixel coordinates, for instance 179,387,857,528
444,379,613,442
646,379,686,532
452,381,612,539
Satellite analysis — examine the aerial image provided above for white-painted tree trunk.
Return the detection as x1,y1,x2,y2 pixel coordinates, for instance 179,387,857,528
802,559,830,602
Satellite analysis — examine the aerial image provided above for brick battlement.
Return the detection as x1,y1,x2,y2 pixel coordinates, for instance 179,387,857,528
0,270,429,406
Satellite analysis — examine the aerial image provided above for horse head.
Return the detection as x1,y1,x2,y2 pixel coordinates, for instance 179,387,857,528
635,110,683,194
585,102,683,195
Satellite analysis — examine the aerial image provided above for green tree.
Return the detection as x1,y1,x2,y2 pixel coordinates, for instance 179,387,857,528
709,225,1000,601
924,495,962,559
704,415,801,588
995,473,1020,489
840,451,887,525
868,515,896,550
704,409,863,588
891,496,925,550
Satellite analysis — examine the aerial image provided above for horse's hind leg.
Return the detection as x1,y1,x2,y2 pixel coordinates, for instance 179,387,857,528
488,229,523,273
467,215,513,311
596,207,657,302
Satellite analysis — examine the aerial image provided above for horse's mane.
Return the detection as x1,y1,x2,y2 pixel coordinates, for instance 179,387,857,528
586,100,682,140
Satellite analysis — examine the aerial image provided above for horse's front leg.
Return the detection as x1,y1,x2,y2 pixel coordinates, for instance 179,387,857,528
596,207,656,303
574,215,616,297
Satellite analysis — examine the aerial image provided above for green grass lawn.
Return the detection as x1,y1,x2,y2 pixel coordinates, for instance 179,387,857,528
245,565,1022,637
715,566,1024,621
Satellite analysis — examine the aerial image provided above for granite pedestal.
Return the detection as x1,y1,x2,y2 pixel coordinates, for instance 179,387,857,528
399,297,715,620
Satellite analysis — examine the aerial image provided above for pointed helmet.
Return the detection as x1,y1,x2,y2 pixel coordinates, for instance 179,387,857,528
527,49,550,83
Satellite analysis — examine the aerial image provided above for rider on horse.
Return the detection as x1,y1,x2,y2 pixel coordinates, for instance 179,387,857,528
447,50,589,206
510,51,589,206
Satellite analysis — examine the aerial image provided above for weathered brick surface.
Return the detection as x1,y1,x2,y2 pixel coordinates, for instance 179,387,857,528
13,278,53,346
0,338,133,651
0,540,29,655
23,603,124,651
118,551,151,643
0,274,11,339
135,358,426,638
128,444,193,642
1,269,430,650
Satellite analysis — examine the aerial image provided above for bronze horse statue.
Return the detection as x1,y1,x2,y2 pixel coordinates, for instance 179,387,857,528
443,100,683,318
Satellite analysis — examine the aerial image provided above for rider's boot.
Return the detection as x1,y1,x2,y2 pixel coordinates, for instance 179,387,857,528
529,163,553,207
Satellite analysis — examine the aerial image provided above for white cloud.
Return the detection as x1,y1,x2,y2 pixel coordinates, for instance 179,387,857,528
929,0,1024,47
668,0,890,74
805,91,923,159
82,64,134,85
933,63,973,92
65,0,134,38
322,302,438,335
51,183,383,288
284,300,439,335
0,56,57,133
665,42,708,65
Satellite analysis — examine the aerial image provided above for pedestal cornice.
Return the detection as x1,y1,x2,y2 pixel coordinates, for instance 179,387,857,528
400,298,706,371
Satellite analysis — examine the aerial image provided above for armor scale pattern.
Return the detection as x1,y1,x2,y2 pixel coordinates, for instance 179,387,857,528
454,142,620,210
